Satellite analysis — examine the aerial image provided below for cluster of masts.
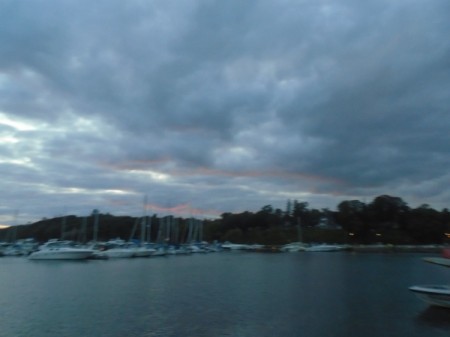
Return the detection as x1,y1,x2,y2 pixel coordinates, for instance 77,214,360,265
57,210,205,247
0,211,211,259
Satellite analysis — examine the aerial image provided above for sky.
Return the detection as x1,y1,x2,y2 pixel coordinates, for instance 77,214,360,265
1,0,449,226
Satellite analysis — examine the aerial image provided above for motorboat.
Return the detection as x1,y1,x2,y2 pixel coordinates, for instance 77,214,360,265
99,239,135,258
409,253,450,309
28,240,93,260
409,285,450,308
85,242,109,259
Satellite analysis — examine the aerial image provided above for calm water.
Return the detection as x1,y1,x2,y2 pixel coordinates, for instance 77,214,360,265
1,252,449,337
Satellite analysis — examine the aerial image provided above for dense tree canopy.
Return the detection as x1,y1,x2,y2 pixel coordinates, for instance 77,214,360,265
1,195,450,245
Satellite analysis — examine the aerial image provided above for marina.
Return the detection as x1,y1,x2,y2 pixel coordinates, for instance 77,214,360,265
0,2,448,336
1,238,445,258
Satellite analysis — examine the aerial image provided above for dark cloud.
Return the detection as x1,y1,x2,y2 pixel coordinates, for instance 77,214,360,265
0,0,449,225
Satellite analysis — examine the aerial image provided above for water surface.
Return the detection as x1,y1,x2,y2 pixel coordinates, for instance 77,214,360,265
0,252,449,336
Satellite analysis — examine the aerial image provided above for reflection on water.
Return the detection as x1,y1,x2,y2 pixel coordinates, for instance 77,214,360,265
416,306,450,329
0,253,449,337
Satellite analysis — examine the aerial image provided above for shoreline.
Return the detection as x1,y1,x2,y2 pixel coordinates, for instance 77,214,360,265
244,244,447,254
351,244,445,253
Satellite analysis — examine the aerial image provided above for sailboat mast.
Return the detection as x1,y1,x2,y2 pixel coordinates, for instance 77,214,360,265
93,209,99,242
146,216,152,242
141,195,148,243
80,217,87,243
140,217,146,243
186,218,193,243
297,217,303,243
61,215,67,240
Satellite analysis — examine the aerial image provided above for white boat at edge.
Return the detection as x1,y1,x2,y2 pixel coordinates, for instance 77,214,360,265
409,285,450,309
409,250,450,309
29,240,93,260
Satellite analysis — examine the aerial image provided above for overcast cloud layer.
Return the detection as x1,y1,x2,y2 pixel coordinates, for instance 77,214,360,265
1,0,449,225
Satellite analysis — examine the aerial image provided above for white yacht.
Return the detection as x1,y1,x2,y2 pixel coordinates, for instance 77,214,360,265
28,240,93,260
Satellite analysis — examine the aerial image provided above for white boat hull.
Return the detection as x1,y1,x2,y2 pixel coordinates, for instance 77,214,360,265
305,244,346,252
29,248,93,260
409,285,450,309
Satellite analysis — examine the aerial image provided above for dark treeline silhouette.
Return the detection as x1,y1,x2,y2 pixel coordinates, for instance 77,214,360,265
2,195,450,245
209,196,450,245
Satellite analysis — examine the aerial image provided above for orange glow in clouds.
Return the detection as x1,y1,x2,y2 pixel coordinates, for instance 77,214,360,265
145,202,222,218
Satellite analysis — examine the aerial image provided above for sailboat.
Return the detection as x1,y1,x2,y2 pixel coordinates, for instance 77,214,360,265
132,216,156,257
130,196,157,257
280,218,308,252
87,210,134,259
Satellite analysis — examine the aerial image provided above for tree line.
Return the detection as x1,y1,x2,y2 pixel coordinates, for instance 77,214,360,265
1,195,449,245
212,195,450,244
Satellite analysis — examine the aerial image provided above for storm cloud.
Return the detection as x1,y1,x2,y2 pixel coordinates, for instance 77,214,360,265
1,0,449,225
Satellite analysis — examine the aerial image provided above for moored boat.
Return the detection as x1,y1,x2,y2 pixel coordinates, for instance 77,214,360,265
409,252,450,309
280,242,307,252
28,239,93,260
221,242,248,250
409,285,450,308
151,246,167,256
304,244,348,252
100,239,135,258
132,244,156,257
